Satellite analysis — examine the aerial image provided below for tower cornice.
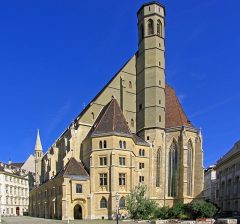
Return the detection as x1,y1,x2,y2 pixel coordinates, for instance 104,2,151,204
137,1,166,16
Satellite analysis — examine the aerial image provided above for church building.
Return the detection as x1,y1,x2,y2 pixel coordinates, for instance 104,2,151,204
29,1,204,220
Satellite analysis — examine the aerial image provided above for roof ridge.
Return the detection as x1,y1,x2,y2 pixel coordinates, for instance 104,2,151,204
175,92,187,125
116,99,132,134
62,158,73,176
93,101,112,133
92,98,132,137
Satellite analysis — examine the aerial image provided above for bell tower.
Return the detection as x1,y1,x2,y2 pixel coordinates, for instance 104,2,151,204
136,2,166,141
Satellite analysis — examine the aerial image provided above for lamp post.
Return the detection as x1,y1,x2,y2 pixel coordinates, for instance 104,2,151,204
115,192,120,224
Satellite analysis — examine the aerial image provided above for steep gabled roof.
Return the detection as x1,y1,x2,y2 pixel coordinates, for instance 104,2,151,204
91,98,132,137
57,157,89,180
165,84,193,128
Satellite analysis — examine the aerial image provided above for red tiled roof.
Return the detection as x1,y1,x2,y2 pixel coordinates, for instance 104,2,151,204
165,84,193,128
92,98,132,137
58,157,89,178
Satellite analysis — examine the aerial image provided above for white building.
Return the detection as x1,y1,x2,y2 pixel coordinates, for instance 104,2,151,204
0,162,29,216
204,165,217,203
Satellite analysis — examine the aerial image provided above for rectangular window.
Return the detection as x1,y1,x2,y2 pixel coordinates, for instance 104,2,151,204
119,157,126,166
100,173,107,186
139,176,145,183
99,157,107,166
76,184,82,193
139,162,144,169
119,173,126,186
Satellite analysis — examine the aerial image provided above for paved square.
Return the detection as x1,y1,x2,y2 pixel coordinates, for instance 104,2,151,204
2,216,139,224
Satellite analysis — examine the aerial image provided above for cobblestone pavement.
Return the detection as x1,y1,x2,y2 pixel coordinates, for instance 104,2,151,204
2,216,140,224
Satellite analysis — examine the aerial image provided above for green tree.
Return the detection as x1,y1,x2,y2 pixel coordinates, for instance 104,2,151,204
168,203,191,220
188,200,218,219
126,185,158,220
154,206,170,220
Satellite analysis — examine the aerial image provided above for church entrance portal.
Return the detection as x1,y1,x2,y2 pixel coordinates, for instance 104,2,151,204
74,204,82,220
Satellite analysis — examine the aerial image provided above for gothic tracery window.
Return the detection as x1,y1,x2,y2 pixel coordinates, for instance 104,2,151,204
147,19,154,35
157,19,162,37
187,140,193,196
168,140,178,197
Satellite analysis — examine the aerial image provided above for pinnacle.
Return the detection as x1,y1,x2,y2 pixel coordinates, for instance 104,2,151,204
34,129,43,152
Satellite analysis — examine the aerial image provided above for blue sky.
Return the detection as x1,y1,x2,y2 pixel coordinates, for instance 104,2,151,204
0,0,239,167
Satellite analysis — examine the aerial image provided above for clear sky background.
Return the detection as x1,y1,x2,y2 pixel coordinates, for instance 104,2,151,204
0,0,239,167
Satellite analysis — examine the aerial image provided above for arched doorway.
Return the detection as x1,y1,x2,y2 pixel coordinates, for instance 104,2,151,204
74,204,82,220
16,207,20,216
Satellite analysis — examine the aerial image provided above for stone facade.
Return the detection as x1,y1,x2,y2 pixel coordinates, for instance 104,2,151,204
203,166,217,204
215,140,240,213
29,1,204,220
0,162,29,217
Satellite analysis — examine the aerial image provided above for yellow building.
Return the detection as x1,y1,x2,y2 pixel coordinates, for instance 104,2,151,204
29,1,204,220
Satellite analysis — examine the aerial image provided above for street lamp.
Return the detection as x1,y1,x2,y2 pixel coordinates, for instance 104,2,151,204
115,192,120,224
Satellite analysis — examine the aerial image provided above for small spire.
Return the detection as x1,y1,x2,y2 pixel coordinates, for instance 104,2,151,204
34,129,43,152
198,128,202,138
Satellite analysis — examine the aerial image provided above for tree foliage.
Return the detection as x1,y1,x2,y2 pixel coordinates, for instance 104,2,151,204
126,185,158,220
126,187,218,221
155,200,218,220
188,200,219,219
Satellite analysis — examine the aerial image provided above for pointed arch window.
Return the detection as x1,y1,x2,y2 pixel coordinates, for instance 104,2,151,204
157,19,162,37
168,140,178,197
100,197,107,208
123,141,126,149
187,140,193,196
103,140,107,148
119,140,123,148
147,19,154,35
99,141,103,149
156,148,161,187
119,197,126,208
